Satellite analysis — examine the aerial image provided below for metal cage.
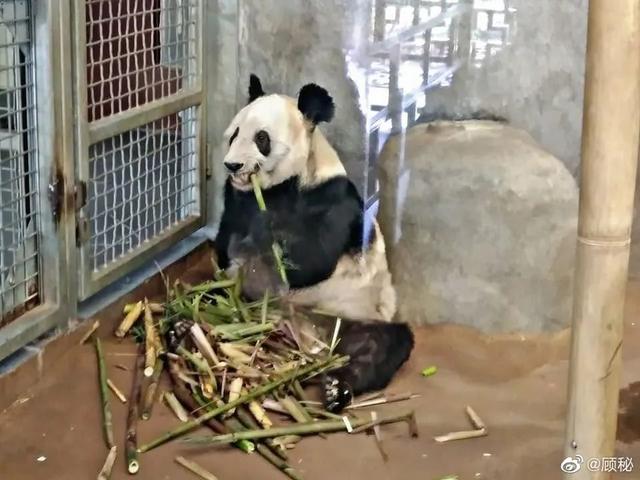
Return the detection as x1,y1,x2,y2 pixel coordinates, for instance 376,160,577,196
73,0,206,299
0,1,72,360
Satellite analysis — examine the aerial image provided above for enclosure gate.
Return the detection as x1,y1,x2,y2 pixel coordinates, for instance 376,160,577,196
0,0,207,360
73,0,206,300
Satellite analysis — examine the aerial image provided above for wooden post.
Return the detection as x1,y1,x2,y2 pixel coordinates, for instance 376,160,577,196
564,1,640,478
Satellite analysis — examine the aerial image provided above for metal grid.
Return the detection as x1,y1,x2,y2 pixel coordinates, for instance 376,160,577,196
85,0,198,122
87,108,198,271
0,0,40,324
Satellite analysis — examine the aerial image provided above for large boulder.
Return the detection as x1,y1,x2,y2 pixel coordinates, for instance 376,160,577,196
378,120,578,333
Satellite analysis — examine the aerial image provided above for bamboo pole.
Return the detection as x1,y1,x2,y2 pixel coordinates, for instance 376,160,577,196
564,1,640,478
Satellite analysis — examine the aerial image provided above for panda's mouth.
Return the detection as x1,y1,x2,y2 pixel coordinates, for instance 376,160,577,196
230,166,260,190
230,172,251,188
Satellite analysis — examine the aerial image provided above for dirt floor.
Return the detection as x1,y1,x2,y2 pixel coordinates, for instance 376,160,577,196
1,259,640,479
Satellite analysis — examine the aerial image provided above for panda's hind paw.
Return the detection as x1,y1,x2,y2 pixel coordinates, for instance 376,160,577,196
323,374,353,413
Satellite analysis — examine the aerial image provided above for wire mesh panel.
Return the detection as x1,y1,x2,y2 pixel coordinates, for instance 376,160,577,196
75,0,204,297
88,108,198,270
85,0,198,122
0,1,40,325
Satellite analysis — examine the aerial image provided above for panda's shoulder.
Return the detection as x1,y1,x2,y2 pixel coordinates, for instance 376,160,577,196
303,175,363,209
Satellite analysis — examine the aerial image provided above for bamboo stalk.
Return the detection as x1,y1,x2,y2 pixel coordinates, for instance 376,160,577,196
190,323,220,365
138,356,344,452
80,320,100,345
115,301,143,338
251,174,288,284
164,392,189,422
183,411,416,445
141,358,164,420
97,446,117,480
126,350,144,474
253,444,304,480
465,405,485,431
564,1,640,478
433,428,487,443
169,361,297,476
143,301,158,377
225,378,243,416
124,302,163,315
236,406,289,461
345,392,420,410
95,338,114,449
175,456,220,480
106,379,127,403
280,395,312,423
249,398,273,429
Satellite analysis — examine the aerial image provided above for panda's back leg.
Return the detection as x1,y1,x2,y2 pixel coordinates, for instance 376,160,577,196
323,320,414,412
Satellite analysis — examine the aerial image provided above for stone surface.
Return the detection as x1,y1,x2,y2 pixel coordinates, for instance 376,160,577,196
423,0,588,177
378,120,579,333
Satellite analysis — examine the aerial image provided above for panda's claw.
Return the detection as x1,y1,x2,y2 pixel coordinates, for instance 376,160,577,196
323,374,353,413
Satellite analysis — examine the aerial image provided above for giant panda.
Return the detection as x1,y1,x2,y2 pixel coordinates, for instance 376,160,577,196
214,74,414,412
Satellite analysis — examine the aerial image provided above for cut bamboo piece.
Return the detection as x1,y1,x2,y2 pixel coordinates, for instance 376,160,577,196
346,392,420,410
95,338,114,449
126,350,144,475
164,392,189,422
175,456,220,480
434,428,487,443
183,411,417,445
191,323,220,366
115,301,143,338
107,379,127,404
143,301,157,377
97,446,117,480
124,302,163,315
226,378,243,416
465,405,485,430
141,358,164,420
564,2,640,479
80,320,100,345
139,356,344,452
249,398,273,429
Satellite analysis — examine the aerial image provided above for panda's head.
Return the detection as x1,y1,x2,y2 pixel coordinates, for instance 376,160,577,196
222,74,338,191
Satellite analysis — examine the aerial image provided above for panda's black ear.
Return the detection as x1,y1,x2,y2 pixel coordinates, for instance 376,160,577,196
297,83,335,125
248,74,265,104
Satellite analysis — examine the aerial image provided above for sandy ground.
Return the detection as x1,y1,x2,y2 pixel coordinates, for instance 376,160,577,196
1,277,640,480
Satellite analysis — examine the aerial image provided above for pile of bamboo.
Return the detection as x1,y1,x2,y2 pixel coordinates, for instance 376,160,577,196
92,268,417,479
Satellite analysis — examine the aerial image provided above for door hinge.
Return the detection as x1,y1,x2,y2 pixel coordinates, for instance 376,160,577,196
205,142,212,179
47,171,65,226
74,180,88,247
74,180,87,210
75,216,89,248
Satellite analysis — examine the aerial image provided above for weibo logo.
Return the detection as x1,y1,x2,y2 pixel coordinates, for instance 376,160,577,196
560,455,584,474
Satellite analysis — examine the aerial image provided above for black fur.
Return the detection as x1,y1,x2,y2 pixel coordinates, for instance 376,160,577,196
254,130,271,156
215,175,368,291
297,83,335,125
324,321,414,412
248,74,265,103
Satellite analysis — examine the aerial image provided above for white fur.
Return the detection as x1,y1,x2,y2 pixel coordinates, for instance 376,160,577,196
224,92,396,321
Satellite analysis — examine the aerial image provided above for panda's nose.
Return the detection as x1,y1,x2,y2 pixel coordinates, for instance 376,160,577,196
224,162,243,173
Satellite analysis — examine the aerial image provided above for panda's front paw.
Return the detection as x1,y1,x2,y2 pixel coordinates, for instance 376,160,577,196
323,374,353,413
166,319,194,352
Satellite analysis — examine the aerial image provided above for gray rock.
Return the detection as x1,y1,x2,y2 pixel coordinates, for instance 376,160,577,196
378,120,578,333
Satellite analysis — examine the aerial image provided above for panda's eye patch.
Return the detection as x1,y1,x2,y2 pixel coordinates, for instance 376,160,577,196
229,127,239,146
254,130,271,156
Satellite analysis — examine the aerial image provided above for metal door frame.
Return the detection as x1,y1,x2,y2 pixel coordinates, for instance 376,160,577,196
72,0,207,300
0,0,75,361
